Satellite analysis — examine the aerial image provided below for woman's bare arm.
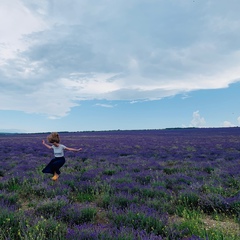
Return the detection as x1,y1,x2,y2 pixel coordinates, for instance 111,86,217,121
65,147,82,152
42,140,52,149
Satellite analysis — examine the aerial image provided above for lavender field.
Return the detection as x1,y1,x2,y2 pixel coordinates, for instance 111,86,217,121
0,128,239,239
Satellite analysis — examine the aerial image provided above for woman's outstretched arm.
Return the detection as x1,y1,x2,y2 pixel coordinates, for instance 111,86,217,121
65,147,82,152
42,140,52,149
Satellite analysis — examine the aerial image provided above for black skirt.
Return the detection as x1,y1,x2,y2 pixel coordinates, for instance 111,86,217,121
42,157,66,175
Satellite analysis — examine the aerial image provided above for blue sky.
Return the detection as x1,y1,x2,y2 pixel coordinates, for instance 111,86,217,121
0,0,240,133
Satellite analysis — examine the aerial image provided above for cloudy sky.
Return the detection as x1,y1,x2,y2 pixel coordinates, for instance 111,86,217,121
1,0,240,133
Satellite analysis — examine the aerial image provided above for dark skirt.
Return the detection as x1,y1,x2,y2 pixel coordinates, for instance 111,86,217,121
42,157,66,175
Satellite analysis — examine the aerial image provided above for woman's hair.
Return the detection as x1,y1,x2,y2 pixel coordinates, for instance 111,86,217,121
47,132,60,143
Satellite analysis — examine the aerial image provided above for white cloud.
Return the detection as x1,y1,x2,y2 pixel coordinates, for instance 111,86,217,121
0,79,78,118
0,0,47,62
237,117,240,125
95,103,114,108
223,121,234,127
190,111,206,127
1,0,240,118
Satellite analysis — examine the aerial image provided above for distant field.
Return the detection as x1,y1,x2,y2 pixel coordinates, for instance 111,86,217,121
0,128,239,239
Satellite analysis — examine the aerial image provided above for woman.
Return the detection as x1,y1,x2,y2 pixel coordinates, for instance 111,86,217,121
42,132,82,180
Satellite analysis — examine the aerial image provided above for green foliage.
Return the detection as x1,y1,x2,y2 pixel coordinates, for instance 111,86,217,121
20,217,67,240
112,195,138,209
96,193,111,209
203,167,215,174
163,167,179,175
5,177,21,191
75,191,96,202
80,207,97,222
0,170,5,177
0,209,24,240
225,176,240,190
177,192,200,210
0,192,19,205
135,175,152,185
176,218,239,240
103,169,116,176
109,211,166,236
62,207,97,225
35,198,68,218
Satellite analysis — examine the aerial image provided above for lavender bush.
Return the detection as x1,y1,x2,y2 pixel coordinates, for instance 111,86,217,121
0,128,239,239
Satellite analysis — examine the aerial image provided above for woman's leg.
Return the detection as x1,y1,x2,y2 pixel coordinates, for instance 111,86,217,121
51,157,65,180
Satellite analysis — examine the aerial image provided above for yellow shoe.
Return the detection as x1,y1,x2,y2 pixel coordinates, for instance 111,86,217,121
52,174,59,181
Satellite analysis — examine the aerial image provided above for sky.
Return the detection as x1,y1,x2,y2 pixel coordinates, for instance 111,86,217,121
0,0,240,133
